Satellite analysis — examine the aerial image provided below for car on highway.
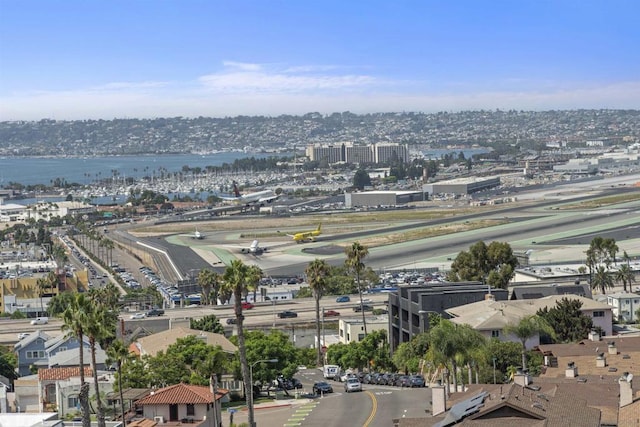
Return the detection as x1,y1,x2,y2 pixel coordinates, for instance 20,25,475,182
226,318,237,325
146,308,164,317
241,302,255,310
129,312,146,320
30,317,48,325
277,310,298,319
344,377,362,393
323,309,340,317
353,304,373,312
17,332,30,340
312,381,333,394
336,295,350,303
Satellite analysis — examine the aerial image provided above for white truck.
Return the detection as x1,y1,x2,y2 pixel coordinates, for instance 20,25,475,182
323,364,340,380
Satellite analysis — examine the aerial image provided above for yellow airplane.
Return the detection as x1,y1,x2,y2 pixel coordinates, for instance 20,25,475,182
289,224,322,243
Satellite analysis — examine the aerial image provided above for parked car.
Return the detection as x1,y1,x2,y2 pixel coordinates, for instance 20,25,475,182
226,318,237,325
353,304,373,312
323,309,340,317
241,302,255,310
336,295,350,303
344,377,362,393
409,374,426,388
277,310,298,318
129,312,146,320
395,375,411,387
312,381,333,394
30,317,49,325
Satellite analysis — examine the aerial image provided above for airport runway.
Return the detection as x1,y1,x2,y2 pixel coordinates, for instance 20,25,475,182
116,175,640,279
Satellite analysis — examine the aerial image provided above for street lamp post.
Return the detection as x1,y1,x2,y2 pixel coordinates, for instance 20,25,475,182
248,358,278,427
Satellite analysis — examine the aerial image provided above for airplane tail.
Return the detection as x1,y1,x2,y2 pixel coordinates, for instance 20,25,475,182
316,223,322,233
232,182,241,198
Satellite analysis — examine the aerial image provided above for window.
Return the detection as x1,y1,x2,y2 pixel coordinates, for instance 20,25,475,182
26,350,45,359
491,330,500,338
68,396,79,409
186,404,195,416
593,311,605,317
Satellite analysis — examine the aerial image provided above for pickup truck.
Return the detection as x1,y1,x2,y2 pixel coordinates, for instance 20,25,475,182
146,308,165,317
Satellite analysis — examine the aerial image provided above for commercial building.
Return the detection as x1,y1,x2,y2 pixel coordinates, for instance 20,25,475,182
338,316,389,344
387,282,508,352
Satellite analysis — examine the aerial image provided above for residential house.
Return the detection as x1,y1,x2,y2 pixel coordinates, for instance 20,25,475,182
606,292,640,323
14,332,97,376
134,382,228,426
130,326,237,357
446,295,613,348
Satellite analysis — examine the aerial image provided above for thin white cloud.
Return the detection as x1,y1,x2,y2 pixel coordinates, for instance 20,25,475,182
0,61,638,120
221,61,263,72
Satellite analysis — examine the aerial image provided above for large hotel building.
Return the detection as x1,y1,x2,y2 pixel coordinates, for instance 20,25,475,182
305,142,409,165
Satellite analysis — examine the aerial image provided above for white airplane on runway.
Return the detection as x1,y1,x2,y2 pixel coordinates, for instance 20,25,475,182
240,240,267,255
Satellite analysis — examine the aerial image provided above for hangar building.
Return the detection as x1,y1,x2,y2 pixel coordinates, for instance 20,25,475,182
423,176,500,196
344,190,424,208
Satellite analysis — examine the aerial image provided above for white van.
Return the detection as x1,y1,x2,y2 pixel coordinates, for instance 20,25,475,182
30,317,49,325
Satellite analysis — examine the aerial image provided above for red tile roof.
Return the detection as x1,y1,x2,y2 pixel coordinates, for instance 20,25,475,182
38,366,93,381
135,383,228,406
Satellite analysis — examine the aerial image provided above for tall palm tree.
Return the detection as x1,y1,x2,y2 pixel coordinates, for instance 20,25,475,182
106,339,130,427
62,293,92,427
36,276,48,316
503,315,555,371
305,259,331,366
615,264,636,293
221,260,254,426
426,320,463,394
592,265,614,295
85,287,119,427
247,265,263,304
345,242,369,334
197,269,219,305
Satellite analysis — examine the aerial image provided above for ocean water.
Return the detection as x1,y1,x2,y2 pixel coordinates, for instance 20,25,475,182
0,152,288,187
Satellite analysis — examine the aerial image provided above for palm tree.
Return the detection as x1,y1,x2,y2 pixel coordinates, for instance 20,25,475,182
592,265,614,295
36,277,48,316
305,259,331,366
62,293,92,427
345,242,369,334
615,264,636,293
246,265,263,304
503,315,555,371
197,269,220,305
106,339,130,427
221,260,254,426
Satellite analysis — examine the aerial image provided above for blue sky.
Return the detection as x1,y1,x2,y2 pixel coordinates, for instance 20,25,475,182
1,0,638,120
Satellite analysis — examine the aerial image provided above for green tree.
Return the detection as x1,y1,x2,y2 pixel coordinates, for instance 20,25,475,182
246,265,263,304
0,346,18,382
345,242,369,334
305,259,331,367
585,237,618,283
47,291,77,317
353,168,371,190
197,269,220,305
537,298,593,342
503,315,554,371
190,314,225,334
448,241,518,289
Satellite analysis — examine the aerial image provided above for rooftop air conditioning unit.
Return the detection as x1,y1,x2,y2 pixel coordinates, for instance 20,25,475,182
154,416,165,424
